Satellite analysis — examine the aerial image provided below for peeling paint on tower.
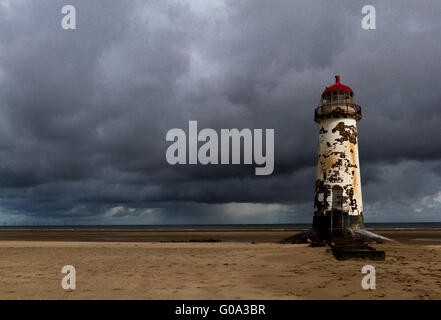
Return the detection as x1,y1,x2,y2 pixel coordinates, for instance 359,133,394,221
313,75,364,238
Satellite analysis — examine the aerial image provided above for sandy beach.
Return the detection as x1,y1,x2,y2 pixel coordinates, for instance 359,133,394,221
0,230,440,300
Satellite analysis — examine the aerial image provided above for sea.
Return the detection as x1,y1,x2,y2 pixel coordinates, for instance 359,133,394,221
0,222,440,232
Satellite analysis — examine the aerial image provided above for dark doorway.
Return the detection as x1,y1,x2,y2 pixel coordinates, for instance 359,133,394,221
332,186,343,210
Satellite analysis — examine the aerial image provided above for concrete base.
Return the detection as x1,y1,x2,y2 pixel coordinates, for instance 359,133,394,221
331,247,386,261
330,237,386,261
279,227,388,261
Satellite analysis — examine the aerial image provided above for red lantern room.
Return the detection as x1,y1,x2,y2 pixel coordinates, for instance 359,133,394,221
321,75,354,104
315,75,361,123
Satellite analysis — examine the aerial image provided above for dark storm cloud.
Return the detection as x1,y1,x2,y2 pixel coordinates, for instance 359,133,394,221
0,0,440,224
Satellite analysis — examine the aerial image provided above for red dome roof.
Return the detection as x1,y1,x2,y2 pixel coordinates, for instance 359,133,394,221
321,75,353,96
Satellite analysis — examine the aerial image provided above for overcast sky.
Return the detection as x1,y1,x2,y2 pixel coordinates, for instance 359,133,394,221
0,0,440,224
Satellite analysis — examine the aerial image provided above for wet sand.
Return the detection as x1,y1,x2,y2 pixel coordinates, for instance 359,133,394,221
0,230,440,299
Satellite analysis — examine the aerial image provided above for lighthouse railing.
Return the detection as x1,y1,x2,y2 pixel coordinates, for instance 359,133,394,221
314,102,361,120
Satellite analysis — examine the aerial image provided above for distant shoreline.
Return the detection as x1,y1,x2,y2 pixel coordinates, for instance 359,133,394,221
0,222,440,232
0,229,440,244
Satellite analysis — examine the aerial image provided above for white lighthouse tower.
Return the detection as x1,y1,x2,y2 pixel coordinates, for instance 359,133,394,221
313,75,364,239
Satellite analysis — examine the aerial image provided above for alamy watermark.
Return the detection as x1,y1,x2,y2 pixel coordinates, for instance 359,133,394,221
61,265,76,290
361,5,376,30
166,121,274,176
59,4,375,31
361,265,376,290
61,5,76,30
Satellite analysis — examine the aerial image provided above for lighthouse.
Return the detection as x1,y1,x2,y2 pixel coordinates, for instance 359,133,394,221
281,75,389,251
313,75,364,239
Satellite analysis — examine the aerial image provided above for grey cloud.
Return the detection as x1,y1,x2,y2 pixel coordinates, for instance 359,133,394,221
0,0,440,224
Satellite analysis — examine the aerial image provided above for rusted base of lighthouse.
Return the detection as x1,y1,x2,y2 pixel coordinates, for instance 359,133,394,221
313,211,364,240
